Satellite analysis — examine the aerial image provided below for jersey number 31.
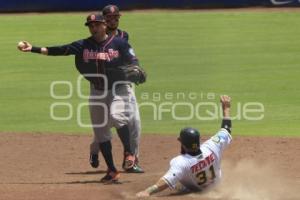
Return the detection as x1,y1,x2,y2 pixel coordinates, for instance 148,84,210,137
196,165,216,185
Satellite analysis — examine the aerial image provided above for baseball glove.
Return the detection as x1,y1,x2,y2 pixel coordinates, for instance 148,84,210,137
106,65,147,85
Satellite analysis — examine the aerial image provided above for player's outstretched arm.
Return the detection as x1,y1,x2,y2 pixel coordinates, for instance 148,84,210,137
136,178,169,197
17,40,82,56
220,95,232,133
17,41,48,55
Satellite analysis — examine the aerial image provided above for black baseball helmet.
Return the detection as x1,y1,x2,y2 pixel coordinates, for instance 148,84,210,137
102,5,121,16
179,127,200,151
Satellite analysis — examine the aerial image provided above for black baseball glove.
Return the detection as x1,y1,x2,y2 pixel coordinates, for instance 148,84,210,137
106,65,147,85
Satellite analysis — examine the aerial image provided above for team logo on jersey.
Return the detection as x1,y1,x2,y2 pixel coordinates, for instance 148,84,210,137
83,49,119,62
212,136,221,144
129,48,135,56
191,153,215,173
108,48,119,58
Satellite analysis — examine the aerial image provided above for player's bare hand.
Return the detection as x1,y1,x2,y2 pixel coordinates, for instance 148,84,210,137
17,41,32,52
220,95,231,108
136,191,150,198
220,95,231,117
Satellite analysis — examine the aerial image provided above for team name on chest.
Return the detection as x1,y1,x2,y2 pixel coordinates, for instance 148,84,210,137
83,48,119,62
190,153,215,173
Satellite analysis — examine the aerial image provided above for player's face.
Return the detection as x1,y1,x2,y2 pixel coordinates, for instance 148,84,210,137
105,14,120,30
88,22,107,39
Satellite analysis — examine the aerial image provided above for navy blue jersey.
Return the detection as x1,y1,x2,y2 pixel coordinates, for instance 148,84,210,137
46,35,138,89
116,29,129,41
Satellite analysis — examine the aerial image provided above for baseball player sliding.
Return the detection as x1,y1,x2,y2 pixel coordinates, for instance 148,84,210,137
89,5,144,173
136,95,232,197
17,13,146,183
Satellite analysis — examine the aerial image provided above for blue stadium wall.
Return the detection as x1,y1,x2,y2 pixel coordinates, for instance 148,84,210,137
0,0,299,12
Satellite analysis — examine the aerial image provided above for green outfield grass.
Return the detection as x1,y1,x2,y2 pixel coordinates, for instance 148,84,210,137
0,10,299,136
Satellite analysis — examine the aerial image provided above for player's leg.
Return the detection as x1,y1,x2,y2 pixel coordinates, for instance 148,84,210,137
124,89,144,173
110,84,136,170
88,84,113,168
89,84,119,182
89,84,107,168
96,130,120,183
89,138,100,168
130,91,141,158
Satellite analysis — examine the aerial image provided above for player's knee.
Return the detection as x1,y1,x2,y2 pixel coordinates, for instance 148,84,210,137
110,113,129,128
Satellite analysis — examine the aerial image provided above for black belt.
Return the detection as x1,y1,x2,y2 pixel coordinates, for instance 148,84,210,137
92,82,132,91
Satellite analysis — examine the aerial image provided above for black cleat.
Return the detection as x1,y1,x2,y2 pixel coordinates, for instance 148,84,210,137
89,154,99,168
100,170,120,183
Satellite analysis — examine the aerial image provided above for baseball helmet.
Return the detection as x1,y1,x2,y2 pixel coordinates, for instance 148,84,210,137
102,5,121,16
179,127,200,151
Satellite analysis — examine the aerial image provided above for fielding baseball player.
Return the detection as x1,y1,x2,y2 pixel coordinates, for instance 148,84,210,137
136,95,232,197
89,5,144,173
103,5,129,40
18,13,146,183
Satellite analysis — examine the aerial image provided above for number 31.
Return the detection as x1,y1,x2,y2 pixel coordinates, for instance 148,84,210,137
196,165,216,185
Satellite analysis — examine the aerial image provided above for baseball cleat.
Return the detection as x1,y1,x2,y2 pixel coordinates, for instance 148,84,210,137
89,154,99,168
123,153,135,170
100,170,120,184
125,163,145,173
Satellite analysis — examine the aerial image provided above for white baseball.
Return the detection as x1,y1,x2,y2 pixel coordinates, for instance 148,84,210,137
17,41,26,50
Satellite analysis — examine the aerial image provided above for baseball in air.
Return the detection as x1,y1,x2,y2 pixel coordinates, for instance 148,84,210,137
17,41,26,50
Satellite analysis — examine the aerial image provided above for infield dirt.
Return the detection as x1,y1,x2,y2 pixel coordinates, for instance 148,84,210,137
0,133,299,200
